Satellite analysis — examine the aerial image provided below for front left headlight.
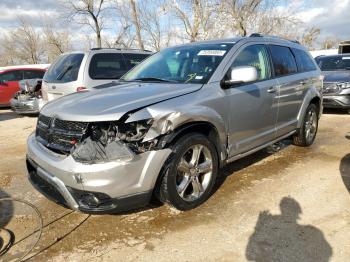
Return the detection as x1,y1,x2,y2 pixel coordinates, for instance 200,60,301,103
71,119,154,163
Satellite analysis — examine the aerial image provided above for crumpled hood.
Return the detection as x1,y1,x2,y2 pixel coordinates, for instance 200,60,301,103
323,71,350,83
40,82,202,122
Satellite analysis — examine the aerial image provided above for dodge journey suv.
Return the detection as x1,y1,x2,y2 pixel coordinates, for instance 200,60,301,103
27,35,322,213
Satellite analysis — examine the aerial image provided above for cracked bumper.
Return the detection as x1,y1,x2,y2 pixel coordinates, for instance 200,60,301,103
26,133,171,213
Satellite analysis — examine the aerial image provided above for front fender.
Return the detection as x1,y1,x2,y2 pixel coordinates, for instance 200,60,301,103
126,105,228,158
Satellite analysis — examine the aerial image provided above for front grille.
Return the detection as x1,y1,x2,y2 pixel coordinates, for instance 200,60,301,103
323,82,341,95
54,119,88,133
36,114,88,154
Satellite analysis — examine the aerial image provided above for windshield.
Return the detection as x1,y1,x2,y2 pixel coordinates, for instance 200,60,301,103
44,53,84,83
315,56,350,71
122,43,234,84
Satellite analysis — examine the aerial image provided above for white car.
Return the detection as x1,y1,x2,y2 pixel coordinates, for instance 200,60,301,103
42,49,152,102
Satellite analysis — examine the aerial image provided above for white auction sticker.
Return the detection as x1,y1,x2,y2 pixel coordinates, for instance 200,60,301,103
198,50,226,56
342,57,350,60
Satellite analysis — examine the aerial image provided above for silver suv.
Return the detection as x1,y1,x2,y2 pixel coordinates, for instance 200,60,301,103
27,35,322,213
42,49,152,102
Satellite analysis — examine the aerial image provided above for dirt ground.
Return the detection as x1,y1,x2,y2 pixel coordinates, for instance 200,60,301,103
0,108,349,262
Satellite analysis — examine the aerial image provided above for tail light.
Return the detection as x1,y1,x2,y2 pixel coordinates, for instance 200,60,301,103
76,87,87,92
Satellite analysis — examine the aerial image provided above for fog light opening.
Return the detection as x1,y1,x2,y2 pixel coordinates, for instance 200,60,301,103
80,194,101,208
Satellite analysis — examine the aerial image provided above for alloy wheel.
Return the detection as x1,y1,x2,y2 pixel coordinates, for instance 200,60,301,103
175,144,213,202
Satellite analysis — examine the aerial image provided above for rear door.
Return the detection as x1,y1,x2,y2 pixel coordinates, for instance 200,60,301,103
0,70,23,105
42,53,85,101
269,45,304,136
226,43,279,156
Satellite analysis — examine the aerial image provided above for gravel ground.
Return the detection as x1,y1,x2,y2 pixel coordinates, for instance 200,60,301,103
0,108,349,262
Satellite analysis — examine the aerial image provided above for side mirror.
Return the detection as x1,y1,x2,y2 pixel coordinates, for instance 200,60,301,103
0,79,7,86
221,66,258,89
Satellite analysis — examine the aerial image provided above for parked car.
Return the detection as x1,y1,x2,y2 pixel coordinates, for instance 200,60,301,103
315,54,350,113
10,78,44,115
27,35,322,213
0,65,48,107
42,49,152,102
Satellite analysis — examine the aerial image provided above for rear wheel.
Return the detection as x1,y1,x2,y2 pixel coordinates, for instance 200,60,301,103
156,133,218,211
293,103,319,147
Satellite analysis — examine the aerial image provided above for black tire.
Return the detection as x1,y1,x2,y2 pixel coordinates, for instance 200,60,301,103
293,103,319,147
156,133,219,211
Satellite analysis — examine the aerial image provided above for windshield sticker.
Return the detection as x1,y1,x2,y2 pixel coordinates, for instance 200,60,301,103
195,76,204,80
342,57,350,60
198,50,226,56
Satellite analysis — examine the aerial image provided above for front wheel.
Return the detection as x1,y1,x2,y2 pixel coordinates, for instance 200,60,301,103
156,133,218,211
293,103,319,147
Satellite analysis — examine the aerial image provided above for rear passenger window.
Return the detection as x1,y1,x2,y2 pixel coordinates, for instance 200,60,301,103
269,45,297,76
122,53,150,70
23,70,45,79
89,53,127,79
231,44,272,81
292,48,317,72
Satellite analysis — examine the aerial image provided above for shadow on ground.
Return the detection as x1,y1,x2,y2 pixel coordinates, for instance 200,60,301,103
323,108,348,115
340,154,350,194
246,197,333,262
0,109,20,121
0,191,14,258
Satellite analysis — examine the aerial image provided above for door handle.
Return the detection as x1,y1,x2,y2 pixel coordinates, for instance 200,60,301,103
267,86,278,93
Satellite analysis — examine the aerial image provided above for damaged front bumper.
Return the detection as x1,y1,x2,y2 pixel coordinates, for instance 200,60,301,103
10,96,45,115
26,133,171,213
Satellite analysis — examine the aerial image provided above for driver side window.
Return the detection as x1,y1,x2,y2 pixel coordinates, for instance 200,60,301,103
231,45,272,81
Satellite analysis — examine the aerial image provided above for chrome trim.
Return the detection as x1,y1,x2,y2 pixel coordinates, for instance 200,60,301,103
34,165,79,210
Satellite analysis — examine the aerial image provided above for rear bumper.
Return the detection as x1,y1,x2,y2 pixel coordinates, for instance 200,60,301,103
323,94,350,109
26,133,171,213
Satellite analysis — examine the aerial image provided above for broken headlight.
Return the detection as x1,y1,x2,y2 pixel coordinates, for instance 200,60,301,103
71,119,155,163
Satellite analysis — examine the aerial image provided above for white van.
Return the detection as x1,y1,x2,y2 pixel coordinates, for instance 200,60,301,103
42,49,152,102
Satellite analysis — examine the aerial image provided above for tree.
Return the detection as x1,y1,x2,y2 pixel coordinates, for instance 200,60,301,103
300,27,321,50
169,0,216,42
321,37,339,50
43,20,72,62
2,18,44,65
219,0,298,37
61,0,109,48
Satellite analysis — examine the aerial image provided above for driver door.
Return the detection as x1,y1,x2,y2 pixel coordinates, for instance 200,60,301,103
0,70,23,105
225,44,279,157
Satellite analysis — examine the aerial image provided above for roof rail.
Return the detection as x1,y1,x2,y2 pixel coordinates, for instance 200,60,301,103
249,33,300,45
90,47,153,52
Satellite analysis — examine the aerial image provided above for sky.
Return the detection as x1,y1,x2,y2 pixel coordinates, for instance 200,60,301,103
0,0,350,47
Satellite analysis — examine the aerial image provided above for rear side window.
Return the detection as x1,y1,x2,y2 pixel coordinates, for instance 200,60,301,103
0,70,23,82
44,53,84,83
89,53,127,79
231,44,272,81
123,53,150,70
269,45,297,76
23,70,45,79
292,48,317,72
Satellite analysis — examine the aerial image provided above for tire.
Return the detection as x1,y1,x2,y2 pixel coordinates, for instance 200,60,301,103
293,103,319,147
156,133,219,211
